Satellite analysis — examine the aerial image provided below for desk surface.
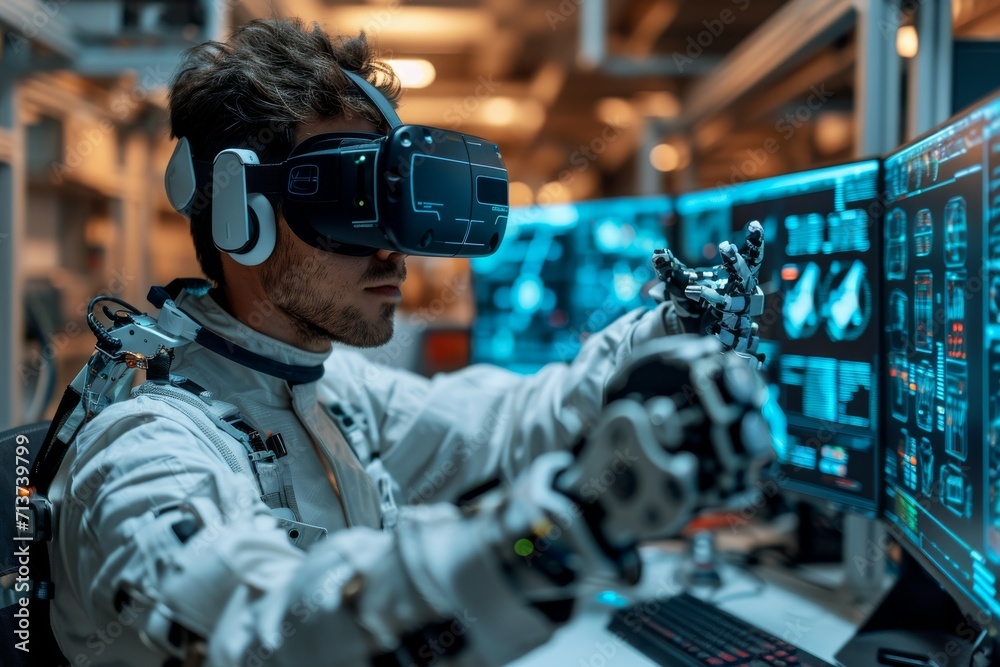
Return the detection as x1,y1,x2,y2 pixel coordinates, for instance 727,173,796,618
509,545,889,667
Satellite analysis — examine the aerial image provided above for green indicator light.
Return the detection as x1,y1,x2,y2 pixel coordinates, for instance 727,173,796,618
514,539,534,557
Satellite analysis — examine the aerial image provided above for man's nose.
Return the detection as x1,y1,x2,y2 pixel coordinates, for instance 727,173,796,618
375,249,408,263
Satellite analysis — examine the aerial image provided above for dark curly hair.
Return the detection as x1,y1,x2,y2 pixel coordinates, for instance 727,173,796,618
168,18,401,286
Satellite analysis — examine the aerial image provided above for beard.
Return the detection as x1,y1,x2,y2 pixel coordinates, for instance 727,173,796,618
260,225,402,348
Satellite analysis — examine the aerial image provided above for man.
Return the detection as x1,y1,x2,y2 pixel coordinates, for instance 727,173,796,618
46,18,755,667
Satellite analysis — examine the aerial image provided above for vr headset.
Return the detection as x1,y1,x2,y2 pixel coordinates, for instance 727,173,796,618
164,70,509,264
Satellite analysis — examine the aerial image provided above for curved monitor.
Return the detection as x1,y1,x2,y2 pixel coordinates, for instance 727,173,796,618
882,88,1000,631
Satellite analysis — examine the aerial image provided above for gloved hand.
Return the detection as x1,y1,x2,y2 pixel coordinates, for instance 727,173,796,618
650,221,766,367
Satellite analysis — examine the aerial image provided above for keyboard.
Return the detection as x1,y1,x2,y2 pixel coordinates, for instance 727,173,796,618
608,593,837,667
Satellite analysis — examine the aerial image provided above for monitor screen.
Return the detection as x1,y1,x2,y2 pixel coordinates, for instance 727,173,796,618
470,196,671,373
676,161,882,515
882,91,1000,624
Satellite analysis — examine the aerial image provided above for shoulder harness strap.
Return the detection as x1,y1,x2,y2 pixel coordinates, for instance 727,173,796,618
134,377,327,548
325,401,399,530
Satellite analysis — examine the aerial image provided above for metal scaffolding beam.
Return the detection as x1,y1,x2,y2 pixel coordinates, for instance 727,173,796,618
907,0,952,140
0,126,13,163
0,75,24,430
854,0,902,156
0,0,78,60
844,0,900,599
681,0,855,127
578,0,720,76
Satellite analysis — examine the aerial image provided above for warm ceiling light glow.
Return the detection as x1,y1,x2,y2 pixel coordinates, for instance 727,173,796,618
519,100,547,132
388,59,437,89
509,181,534,206
649,143,680,172
664,136,691,170
814,112,854,155
595,97,635,128
897,26,918,58
480,98,546,130
636,91,680,118
537,181,571,204
481,97,520,125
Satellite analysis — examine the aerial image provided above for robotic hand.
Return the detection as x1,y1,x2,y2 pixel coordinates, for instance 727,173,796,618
650,221,766,368
488,336,775,605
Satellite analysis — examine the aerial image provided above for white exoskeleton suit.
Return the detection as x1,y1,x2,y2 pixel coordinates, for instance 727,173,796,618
47,280,772,667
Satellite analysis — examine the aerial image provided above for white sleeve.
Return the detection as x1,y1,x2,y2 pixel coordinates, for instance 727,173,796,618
52,400,558,667
319,303,672,505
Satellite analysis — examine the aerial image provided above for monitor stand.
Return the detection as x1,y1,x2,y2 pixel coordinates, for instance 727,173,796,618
842,514,887,603
791,502,843,565
835,551,995,667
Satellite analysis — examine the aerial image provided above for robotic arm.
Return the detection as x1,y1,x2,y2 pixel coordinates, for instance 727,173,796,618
650,221,766,368
479,335,775,610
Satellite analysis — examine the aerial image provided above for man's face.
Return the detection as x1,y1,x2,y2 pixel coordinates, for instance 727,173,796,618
259,117,407,348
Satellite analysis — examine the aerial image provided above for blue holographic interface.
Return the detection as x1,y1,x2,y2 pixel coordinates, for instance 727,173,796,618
469,196,671,374
677,161,882,514
882,93,1000,624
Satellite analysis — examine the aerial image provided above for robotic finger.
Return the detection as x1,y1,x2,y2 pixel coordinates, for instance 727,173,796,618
650,221,767,368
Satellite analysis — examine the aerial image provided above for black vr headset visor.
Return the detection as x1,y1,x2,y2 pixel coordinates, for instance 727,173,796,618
246,124,510,257
166,70,510,258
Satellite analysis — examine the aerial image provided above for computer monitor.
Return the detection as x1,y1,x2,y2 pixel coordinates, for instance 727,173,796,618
470,196,671,373
676,160,882,515
881,90,1000,626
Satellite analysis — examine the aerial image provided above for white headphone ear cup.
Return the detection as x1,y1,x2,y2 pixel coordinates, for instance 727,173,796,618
230,193,276,266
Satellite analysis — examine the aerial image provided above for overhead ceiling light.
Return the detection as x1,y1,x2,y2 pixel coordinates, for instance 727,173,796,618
814,112,853,155
896,26,918,59
333,8,490,52
636,91,680,119
481,97,520,125
387,59,437,89
671,137,692,169
595,97,636,129
649,143,680,172
480,98,546,130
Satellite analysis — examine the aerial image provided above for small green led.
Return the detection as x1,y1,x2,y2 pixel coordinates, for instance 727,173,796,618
514,539,534,557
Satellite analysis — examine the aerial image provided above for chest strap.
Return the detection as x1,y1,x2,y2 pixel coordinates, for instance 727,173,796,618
134,377,327,548
326,401,399,530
